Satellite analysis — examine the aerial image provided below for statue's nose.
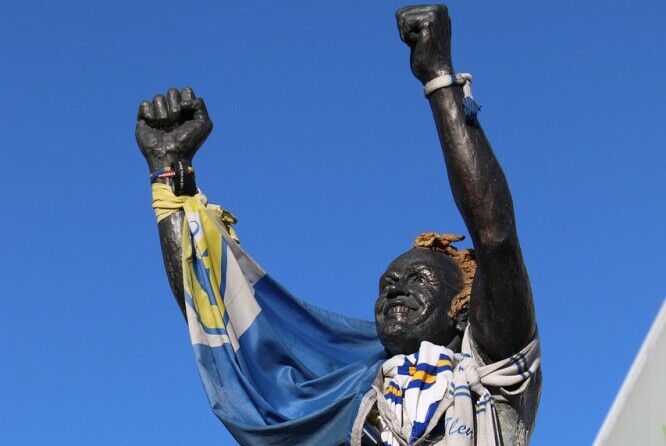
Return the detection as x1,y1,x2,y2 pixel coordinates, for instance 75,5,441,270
386,283,409,299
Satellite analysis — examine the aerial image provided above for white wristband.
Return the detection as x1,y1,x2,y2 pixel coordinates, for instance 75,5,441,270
423,73,473,97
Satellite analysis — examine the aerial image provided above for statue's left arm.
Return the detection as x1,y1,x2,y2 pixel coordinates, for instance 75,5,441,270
136,87,213,319
397,5,536,361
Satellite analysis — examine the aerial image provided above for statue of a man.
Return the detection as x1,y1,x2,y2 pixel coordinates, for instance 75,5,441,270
136,5,540,446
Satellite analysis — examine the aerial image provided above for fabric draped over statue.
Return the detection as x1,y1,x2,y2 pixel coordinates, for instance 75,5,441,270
152,183,387,446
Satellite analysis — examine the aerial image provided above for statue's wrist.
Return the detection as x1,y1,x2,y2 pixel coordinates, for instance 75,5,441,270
148,158,198,196
145,153,193,173
419,64,455,86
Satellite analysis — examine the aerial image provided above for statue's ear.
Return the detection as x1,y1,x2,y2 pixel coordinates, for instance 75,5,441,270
454,307,469,334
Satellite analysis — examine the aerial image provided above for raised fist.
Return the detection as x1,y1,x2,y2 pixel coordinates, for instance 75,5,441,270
396,5,453,85
136,87,212,171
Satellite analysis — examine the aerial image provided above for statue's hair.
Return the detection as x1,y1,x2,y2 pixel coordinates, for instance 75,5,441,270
413,232,476,319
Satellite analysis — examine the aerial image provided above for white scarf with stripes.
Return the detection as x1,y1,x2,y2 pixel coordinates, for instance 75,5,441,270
374,328,540,446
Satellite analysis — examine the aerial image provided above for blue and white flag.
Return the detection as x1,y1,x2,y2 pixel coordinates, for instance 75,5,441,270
152,183,387,446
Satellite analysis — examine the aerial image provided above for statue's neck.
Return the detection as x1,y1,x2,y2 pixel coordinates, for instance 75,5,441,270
446,333,463,353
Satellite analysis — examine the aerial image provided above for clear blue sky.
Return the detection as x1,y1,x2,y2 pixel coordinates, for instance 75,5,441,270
2,1,664,445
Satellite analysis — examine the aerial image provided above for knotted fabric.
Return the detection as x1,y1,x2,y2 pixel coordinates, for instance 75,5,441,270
373,328,540,446
152,183,239,242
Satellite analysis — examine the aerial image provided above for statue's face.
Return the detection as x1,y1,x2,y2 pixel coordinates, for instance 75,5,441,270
375,249,463,356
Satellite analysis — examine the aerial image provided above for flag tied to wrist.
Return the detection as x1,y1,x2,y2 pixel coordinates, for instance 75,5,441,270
151,183,387,446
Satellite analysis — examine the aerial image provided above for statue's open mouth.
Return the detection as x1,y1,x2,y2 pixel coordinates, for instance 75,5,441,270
384,298,422,321
387,305,410,316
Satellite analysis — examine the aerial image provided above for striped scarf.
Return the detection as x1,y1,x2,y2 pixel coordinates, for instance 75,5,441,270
373,330,540,446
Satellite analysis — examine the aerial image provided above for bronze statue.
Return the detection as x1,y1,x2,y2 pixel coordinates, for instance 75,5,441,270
137,5,540,445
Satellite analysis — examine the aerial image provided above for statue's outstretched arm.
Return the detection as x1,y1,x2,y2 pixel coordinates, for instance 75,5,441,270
397,5,535,360
136,87,213,319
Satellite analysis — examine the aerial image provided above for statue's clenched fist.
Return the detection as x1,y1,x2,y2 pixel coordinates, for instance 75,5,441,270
396,5,453,85
136,87,212,171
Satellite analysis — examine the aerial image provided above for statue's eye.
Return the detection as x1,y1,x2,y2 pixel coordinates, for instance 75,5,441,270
409,274,426,285
380,273,399,291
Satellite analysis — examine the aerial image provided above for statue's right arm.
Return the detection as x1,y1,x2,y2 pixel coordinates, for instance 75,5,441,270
136,87,213,320
397,6,536,361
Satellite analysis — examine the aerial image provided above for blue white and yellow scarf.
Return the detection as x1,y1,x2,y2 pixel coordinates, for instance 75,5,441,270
371,332,540,446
